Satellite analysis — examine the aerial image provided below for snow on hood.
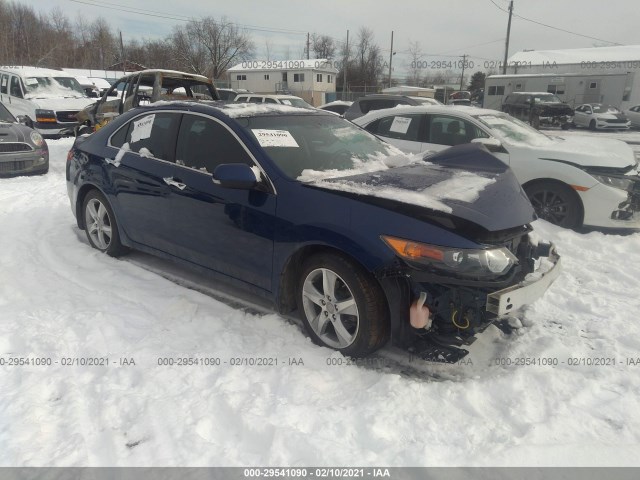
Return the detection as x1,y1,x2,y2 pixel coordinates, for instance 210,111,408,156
308,144,537,230
312,169,496,214
526,135,636,168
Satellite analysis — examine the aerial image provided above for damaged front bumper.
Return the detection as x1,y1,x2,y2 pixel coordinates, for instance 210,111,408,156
486,244,561,316
381,241,561,363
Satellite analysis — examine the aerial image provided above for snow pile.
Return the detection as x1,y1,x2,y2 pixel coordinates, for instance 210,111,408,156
220,103,309,118
1,138,640,467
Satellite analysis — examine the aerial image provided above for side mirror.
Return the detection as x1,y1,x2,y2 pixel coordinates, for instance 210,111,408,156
16,115,34,128
471,137,503,152
213,163,258,190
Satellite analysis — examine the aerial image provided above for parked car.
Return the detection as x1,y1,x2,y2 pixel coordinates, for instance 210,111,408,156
75,69,219,133
0,66,95,137
354,105,640,230
67,102,560,362
317,100,353,115
573,103,631,130
0,102,49,176
501,92,574,129
233,93,313,108
217,88,250,101
343,94,441,121
623,105,640,129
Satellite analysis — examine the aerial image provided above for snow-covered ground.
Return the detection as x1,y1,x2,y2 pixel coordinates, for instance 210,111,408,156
1,138,640,467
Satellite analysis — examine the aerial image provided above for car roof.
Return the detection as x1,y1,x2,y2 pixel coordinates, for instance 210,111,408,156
352,104,499,124
355,94,420,101
113,69,211,83
123,100,331,119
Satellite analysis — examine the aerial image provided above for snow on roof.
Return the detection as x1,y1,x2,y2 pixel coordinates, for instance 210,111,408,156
228,59,338,73
508,45,640,65
62,68,125,80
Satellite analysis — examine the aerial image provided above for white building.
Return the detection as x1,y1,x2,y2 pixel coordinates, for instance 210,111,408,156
226,59,338,106
490,45,640,109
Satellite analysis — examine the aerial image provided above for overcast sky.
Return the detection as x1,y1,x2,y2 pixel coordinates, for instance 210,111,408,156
17,0,640,77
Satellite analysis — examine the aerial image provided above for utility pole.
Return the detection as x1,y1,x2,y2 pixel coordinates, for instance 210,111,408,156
502,0,514,74
306,33,310,60
459,54,467,91
119,30,125,74
342,30,349,100
388,31,394,88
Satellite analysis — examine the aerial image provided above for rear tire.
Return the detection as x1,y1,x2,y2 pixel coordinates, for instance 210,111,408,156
82,190,128,257
525,182,581,229
297,253,389,357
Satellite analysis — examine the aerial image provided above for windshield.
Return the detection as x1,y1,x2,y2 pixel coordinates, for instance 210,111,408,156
238,114,412,180
592,104,620,114
533,94,561,104
0,103,16,123
475,113,554,146
24,76,84,97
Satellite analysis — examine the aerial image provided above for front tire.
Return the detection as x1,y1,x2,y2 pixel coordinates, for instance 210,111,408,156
589,119,596,131
525,182,581,229
297,253,389,357
530,112,541,130
82,190,128,257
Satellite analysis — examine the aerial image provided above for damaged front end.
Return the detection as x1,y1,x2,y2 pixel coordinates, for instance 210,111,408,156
377,228,561,363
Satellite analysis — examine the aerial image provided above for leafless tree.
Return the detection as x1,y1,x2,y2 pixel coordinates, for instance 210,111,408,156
311,34,335,59
183,16,254,79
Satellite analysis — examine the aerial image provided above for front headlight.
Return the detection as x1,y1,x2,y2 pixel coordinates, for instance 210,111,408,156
591,174,635,192
30,131,44,147
381,235,518,279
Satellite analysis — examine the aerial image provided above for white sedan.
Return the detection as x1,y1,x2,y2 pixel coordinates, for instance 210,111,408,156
573,103,630,130
353,105,640,230
623,105,640,129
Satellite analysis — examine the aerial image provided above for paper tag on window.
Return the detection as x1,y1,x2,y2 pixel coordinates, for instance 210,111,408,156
252,129,299,147
389,116,412,134
130,114,155,143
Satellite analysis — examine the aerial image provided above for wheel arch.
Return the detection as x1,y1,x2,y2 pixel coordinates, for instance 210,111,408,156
75,183,107,230
276,244,390,317
522,177,585,226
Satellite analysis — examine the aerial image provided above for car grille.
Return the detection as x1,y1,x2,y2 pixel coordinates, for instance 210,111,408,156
0,143,33,153
56,110,79,123
605,119,628,123
0,159,35,172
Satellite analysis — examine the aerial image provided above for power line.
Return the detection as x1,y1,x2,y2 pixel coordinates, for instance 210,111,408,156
486,0,622,46
68,0,308,36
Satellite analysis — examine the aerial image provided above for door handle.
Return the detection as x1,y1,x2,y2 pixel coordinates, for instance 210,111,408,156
163,177,186,190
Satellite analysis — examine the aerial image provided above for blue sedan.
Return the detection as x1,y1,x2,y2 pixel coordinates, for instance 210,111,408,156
66,102,560,362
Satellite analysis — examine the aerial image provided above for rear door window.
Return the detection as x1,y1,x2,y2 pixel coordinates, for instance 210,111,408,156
124,112,182,162
175,114,253,174
0,75,7,94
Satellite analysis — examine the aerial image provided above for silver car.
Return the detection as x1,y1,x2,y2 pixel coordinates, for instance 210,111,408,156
0,103,49,176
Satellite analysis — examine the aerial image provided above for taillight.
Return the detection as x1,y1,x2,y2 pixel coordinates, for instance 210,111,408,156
67,149,74,163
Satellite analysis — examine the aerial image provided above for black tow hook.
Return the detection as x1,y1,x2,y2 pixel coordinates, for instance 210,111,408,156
532,242,553,259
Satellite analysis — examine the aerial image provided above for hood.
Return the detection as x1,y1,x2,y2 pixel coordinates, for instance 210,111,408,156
593,112,627,121
311,144,536,232
535,103,573,113
517,135,636,169
28,97,95,111
0,123,26,143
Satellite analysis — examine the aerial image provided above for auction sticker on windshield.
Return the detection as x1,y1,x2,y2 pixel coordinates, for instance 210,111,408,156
252,129,299,147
